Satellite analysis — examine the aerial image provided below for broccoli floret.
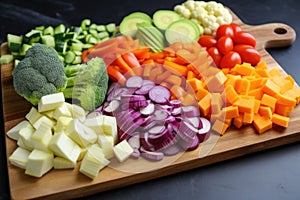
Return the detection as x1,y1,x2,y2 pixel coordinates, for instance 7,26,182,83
13,44,67,105
63,57,109,111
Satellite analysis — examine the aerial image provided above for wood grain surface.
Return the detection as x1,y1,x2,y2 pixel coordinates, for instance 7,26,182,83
1,10,299,200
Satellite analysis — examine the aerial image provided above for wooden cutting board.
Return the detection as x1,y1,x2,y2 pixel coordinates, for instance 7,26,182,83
1,10,299,200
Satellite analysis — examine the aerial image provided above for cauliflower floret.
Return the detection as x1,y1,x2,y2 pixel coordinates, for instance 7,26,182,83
183,0,196,11
174,5,191,19
174,0,233,36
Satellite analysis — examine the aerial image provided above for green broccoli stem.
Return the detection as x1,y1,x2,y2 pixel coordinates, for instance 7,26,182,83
62,87,74,99
65,64,87,77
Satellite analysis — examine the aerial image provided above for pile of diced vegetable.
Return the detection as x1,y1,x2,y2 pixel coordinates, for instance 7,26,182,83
3,0,300,180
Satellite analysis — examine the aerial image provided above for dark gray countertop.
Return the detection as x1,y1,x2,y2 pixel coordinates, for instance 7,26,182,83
1,0,300,199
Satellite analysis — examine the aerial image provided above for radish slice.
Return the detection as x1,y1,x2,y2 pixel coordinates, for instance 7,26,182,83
140,103,155,116
126,76,143,88
149,86,171,104
140,146,164,161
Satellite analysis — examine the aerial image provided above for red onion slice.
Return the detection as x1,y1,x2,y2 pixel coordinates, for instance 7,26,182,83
149,86,171,104
182,105,200,117
198,117,211,142
126,76,143,88
139,146,164,161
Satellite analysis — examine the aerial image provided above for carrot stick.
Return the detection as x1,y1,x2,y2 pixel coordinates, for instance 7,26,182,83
163,60,188,76
115,55,135,76
107,65,127,85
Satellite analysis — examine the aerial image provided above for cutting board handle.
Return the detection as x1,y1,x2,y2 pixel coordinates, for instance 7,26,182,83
244,23,296,49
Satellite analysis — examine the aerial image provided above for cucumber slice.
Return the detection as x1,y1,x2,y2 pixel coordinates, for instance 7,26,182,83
120,16,151,37
153,10,181,30
165,19,200,44
7,34,23,53
126,12,152,22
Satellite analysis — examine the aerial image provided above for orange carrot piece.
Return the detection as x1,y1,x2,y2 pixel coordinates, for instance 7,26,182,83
253,114,273,134
166,74,182,86
156,70,172,83
107,65,127,86
187,70,196,80
115,55,135,76
272,113,290,128
163,60,188,76
170,85,187,97
122,52,141,69
133,47,151,59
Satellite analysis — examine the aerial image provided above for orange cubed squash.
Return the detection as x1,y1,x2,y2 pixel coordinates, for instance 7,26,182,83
253,114,273,134
260,93,277,113
212,119,229,135
272,113,290,128
198,93,211,117
258,106,273,119
233,98,255,113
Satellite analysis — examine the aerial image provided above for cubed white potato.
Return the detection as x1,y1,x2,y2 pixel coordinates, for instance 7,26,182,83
31,123,53,152
52,102,72,120
8,147,31,169
53,157,76,169
98,135,114,159
41,110,55,119
38,92,65,112
25,149,54,178
54,116,73,133
18,126,35,151
69,104,86,121
32,115,55,130
7,120,31,140
25,107,43,124
79,144,110,179
113,140,134,162
102,115,118,143
49,132,81,164
84,115,104,135
67,119,97,148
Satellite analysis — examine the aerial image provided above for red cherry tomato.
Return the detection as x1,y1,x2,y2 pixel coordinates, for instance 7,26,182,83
207,47,222,66
233,31,256,47
233,45,261,66
216,24,234,39
220,51,241,68
230,23,242,34
217,36,234,55
198,35,217,49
